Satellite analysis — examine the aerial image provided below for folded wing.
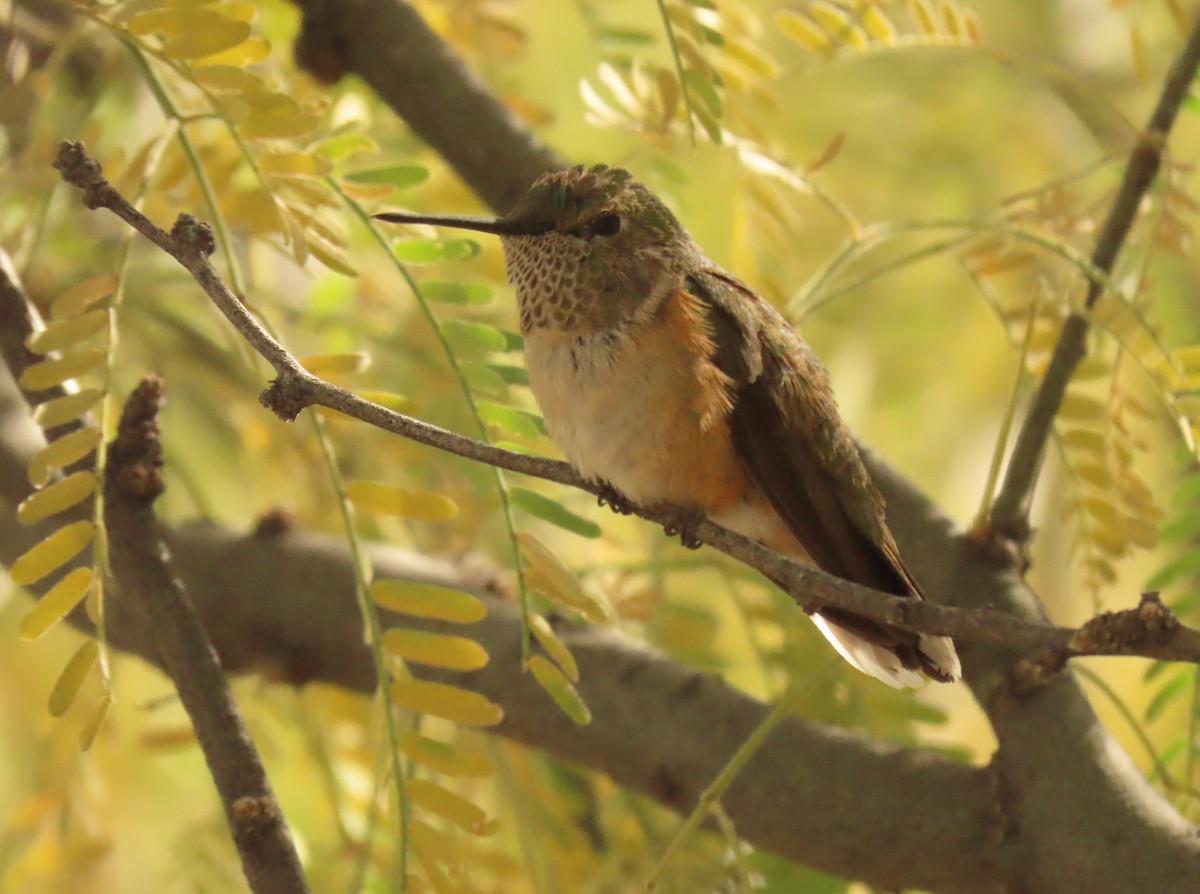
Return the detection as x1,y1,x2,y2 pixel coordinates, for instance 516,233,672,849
685,268,960,686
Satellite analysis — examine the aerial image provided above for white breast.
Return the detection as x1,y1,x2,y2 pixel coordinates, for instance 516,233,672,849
523,328,686,504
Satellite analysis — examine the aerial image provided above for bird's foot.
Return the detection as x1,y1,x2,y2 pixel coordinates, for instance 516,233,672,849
663,506,706,550
596,481,635,516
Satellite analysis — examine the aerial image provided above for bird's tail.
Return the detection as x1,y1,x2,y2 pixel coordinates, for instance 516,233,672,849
811,612,961,689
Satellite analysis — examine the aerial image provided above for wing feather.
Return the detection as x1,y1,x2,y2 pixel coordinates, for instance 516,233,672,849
685,269,960,683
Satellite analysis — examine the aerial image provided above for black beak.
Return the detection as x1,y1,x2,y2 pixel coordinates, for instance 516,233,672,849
373,211,553,237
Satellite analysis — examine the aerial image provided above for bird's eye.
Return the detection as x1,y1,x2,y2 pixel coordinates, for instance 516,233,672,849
589,213,621,237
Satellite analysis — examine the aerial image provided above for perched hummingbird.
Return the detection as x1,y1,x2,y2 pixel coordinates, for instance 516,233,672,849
376,164,960,687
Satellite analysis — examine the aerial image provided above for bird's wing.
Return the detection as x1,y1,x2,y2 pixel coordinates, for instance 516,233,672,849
684,267,961,683
684,267,914,595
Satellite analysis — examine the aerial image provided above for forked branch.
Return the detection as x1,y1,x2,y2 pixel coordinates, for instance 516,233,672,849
989,16,1200,541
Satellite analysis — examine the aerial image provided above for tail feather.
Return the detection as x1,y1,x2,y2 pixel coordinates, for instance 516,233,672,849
811,613,960,689
917,633,962,682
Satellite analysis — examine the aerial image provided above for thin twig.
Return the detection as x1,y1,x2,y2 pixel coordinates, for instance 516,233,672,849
53,140,1200,670
989,17,1200,541
103,376,310,894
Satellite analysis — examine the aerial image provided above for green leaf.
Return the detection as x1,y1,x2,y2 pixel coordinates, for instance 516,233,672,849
391,238,481,264
511,487,602,538
477,402,546,440
599,27,656,45
440,321,508,353
500,329,524,352
344,165,429,189
312,133,379,160
529,655,591,725
683,70,722,116
420,280,494,305
1145,669,1190,722
1146,550,1200,590
1143,660,1171,683
461,363,508,397
488,363,530,386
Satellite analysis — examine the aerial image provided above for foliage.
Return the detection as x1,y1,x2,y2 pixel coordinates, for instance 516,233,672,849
3,0,1200,892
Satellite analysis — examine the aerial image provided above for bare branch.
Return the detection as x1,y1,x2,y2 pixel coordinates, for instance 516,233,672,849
104,377,309,894
989,17,1200,541
51,139,1200,670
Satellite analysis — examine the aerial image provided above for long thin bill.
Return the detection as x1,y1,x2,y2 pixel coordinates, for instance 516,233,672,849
372,211,552,237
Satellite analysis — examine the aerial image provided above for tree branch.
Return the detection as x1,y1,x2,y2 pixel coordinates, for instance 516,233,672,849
289,0,564,213
104,377,310,894
989,15,1200,540
50,139,1200,670
1,330,1197,892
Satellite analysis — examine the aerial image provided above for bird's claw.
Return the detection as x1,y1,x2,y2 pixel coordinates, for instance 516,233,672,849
596,482,635,515
663,506,706,550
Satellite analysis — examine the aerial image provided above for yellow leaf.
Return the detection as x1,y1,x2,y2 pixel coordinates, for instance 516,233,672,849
962,9,983,42
28,428,101,487
809,1,868,49
861,5,897,42
338,181,395,203
274,200,308,264
516,531,611,621
407,778,495,835
941,0,964,37
529,613,579,681
409,819,460,871
1170,344,1200,377
26,310,109,355
259,151,332,177
10,521,95,586
240,112,321,140
371,580,487,624
777,10,833,54
306,233,359,277
1074,461,1113,490
908,0,939,35
299,352,370,376
48,639,97,717
190,63,263,92
356,390,419,415
390,677,504,727
212,0,258,23
1061,428,1106,454
192,36,270,67
382,628,489,671
1059,393,1107,421
162,22,252,61
18,349,106,391
398,732,494,777
33,389,104,429
139,726,198,750
51,275,118,320
126,7,193,37
79,694,111,751
17,471,97,524
721,37,780,79
528,655,591,725
345,480,459,521
19,567,93,640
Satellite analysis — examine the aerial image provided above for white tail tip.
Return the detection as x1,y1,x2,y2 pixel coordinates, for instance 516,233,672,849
811,613,924,689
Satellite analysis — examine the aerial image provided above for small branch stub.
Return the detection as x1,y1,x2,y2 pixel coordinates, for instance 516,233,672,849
1069,591,1180,654
171,214,217,258
109,375,166,502
259,372,319,421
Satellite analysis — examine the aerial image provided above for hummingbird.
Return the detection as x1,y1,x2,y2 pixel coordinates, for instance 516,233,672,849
376,164,960,688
